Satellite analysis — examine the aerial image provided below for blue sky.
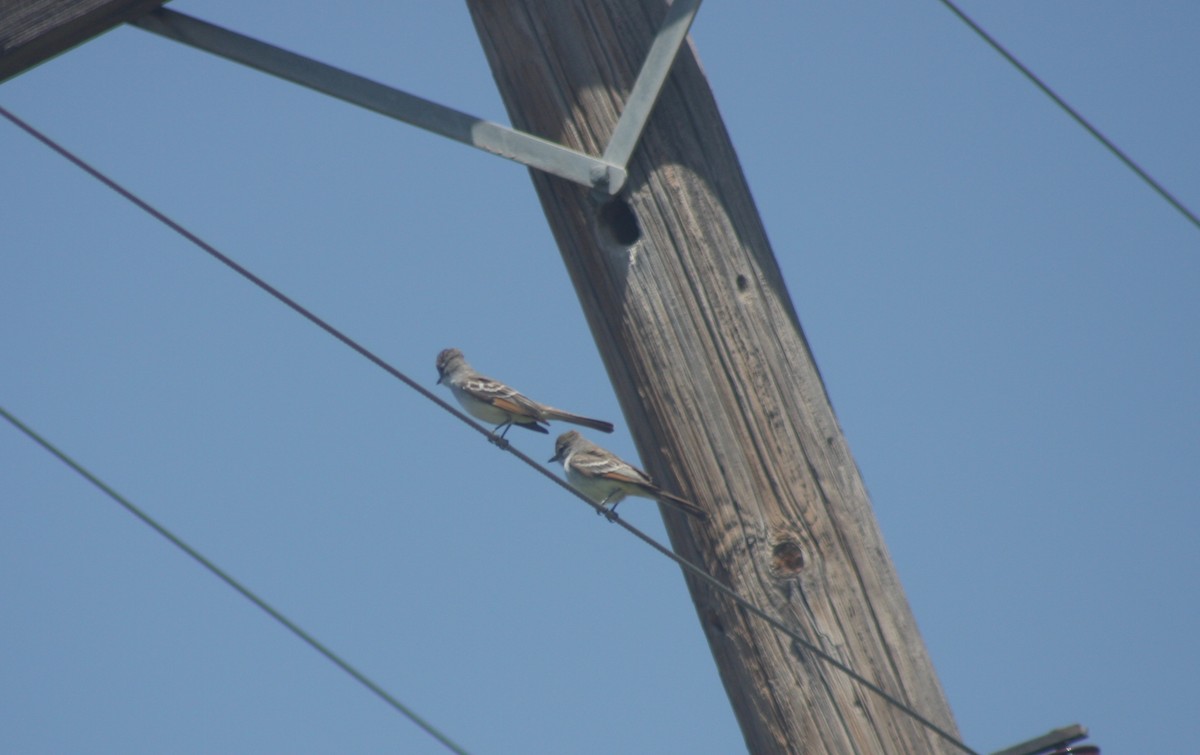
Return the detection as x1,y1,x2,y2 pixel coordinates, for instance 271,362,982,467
2,2,1196,753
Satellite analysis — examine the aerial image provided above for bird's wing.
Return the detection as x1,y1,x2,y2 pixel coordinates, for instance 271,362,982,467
572,449,652,485
463,376,544,419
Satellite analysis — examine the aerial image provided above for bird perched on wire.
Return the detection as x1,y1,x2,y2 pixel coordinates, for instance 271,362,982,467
549,430,707,521
436,348,615,440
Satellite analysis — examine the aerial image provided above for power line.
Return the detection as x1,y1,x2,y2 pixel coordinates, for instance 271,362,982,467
0,405,472,755
0,106,977,755
0,105,488,445
936,0,1200,233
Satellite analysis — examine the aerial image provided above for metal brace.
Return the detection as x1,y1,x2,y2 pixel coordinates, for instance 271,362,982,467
991,724,1095,755
131,1,702,196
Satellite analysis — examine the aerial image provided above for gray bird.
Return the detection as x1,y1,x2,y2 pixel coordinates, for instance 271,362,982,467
436,348,614,438
550,430,707,521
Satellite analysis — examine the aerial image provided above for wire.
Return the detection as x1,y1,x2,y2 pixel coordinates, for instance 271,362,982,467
936,0,1200,233
0,106,977,755
609,513,976,753
0,105,491,445
0,405,471,755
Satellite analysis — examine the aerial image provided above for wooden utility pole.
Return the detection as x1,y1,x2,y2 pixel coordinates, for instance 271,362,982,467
466,2,963,752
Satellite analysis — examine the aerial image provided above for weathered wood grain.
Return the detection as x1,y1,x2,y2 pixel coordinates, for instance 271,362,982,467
0,0,165,82
466,2,963,752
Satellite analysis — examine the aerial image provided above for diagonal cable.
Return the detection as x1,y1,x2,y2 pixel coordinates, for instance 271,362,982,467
0,105,977,755
0,405,471,755
936,0,1200,232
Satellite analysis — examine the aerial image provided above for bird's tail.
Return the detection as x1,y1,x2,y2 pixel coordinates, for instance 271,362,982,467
542,408,615,434
652,488,708,521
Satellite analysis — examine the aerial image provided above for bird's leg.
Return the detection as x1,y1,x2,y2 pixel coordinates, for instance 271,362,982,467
488,421,512,450
598,493,621,522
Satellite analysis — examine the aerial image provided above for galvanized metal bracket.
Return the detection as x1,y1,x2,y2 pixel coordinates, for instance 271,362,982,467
131,1,702,196
991,724,1093,755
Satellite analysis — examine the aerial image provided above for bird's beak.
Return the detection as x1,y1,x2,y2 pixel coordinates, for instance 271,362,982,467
548,452,560,463
436,372,443,385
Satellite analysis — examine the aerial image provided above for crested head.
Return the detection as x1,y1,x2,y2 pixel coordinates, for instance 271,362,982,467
435,348,466,382
551,430,583,461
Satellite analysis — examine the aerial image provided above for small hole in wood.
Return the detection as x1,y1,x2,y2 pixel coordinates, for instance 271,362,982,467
736,274,749,292
771,539,804,576
597,197,641,246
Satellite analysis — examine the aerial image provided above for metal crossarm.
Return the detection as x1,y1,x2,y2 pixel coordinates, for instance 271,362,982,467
132,9,624,191
132,2,702,195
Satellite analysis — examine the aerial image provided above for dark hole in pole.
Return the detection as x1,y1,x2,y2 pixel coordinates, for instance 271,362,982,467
597,196,641,246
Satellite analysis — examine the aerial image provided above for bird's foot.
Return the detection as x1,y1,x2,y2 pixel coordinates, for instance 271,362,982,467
487,433,510,451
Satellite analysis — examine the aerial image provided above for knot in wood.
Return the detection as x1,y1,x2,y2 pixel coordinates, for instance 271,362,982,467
769,537,805,579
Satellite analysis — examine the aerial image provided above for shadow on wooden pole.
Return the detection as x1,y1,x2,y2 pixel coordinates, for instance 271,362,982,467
466,1,964,752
